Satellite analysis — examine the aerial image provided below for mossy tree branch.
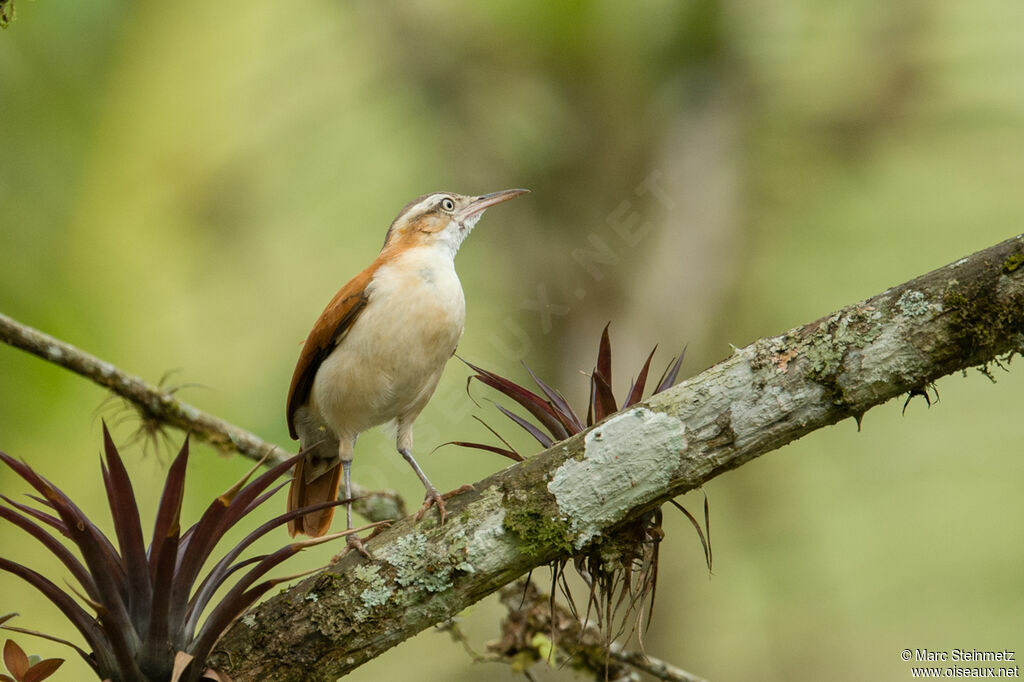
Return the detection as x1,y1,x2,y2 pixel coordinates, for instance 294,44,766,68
210,235,1024,680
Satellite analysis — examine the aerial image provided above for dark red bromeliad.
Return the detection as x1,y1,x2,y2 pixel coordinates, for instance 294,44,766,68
0,425,374,682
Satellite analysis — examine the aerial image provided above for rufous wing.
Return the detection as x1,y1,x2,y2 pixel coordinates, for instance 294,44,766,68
286,261,383,439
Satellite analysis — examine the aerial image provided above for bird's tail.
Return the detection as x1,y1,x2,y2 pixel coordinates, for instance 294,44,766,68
287,455,342,537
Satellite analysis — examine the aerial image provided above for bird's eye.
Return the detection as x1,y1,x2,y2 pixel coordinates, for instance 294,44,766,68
440,197,455,212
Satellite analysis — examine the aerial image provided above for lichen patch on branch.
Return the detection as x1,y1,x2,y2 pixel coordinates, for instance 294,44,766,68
548,407,685,550
895,289,931,317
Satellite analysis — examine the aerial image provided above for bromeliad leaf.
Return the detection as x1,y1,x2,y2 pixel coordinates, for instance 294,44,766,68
493,403,554,448
623,346,657,408
655,345,687,394
592,323,616,422
0,424,370,682
459,325,685,458
520,363,584,434
463,358,572,440
433,416,525,463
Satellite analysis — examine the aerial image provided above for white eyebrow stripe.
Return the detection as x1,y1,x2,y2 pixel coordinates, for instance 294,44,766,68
410,194,444,215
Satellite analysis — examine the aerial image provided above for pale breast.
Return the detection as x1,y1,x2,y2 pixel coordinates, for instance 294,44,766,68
311,245,466,437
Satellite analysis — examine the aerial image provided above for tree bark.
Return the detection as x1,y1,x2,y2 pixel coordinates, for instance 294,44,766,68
211,235,1024,680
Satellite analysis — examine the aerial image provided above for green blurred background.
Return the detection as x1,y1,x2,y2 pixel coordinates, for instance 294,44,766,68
2,1,1023,680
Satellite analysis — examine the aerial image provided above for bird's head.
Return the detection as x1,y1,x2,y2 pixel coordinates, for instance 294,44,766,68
381,188,529,256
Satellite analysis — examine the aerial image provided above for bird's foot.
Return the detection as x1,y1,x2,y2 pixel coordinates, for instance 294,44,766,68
414,487,446,524
413,484,474,525
330,531,374,562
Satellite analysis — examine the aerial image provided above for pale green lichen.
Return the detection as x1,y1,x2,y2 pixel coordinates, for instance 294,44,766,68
355,565,391,604
802,305,883,405
352,564,391,619
388,532,454,593
354,563,382,584
358,587,390,609
445,527,476,574
895,290,930,317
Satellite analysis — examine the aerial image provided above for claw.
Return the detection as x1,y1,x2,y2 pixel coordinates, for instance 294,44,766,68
413,484,474,524
330,531,373,562
415,487,447,523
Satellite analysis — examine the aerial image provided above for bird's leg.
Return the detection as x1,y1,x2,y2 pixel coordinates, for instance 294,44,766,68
342,459,373,559
399,447,449,524
333,441,372,561
396,423,472,524
343,458,354,530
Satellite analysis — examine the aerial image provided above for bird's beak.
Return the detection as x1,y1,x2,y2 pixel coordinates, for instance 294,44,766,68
455,188,530,225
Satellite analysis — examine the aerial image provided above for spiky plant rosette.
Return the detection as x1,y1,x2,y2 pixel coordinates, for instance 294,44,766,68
0,425,374,682
451,325,710,652
454,325,685,461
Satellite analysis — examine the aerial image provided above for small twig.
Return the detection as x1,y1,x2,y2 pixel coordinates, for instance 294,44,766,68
0,311,405,522
0,312,282,463
608,643,708,682
491,580,704,682
437,619,501,664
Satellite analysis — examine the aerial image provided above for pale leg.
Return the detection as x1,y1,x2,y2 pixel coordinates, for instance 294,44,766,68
397,420,453,523
339,437,372,558
343,458,354,530
398,446,448,523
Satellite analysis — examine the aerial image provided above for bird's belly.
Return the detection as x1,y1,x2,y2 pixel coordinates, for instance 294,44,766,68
311,255,465,437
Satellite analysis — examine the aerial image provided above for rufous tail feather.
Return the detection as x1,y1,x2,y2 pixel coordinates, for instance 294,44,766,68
287,456,342,537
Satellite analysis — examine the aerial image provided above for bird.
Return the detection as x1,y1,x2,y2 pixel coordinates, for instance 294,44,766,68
285,188,529,540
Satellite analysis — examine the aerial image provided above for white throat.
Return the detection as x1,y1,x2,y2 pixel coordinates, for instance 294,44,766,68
440,209,486,258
